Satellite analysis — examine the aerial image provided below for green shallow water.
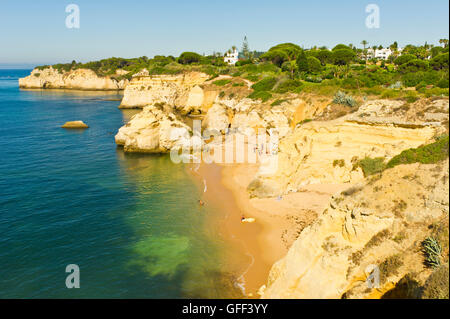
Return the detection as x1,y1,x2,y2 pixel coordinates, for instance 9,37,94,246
0,69,246,298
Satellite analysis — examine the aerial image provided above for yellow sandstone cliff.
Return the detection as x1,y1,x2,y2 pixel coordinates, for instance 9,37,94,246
19,67,128,90
248,99,446,198
119,71,211,111
260,159,449,299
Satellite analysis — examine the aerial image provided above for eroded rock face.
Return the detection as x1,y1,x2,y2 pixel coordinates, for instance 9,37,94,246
203,103,230,133
248,100,445,198
347,99,449,127
19,67,127,90
261,160,449,299
115,105,192,153
119,72,210,110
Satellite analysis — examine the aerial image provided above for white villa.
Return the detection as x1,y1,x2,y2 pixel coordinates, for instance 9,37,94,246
224,48,239,65
366,48,393,60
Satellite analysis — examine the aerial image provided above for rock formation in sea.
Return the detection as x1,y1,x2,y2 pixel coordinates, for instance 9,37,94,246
61,120,89,129
115,104,193,153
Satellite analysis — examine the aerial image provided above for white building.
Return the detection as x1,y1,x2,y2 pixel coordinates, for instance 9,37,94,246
224,48,239,65
366,48,394,60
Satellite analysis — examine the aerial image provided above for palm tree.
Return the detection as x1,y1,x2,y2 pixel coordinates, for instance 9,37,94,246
439,39,449,48
361,40,368,62
361,40,368,50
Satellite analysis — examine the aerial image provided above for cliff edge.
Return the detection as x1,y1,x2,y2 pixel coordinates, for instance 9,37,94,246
19,67,128,90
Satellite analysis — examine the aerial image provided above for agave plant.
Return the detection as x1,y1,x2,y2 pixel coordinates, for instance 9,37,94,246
422,237,442,269
333,91,357,108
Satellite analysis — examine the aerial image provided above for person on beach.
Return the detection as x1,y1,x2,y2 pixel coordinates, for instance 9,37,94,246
198,199,205,206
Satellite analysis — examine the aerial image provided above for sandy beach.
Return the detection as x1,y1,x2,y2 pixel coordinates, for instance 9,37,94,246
188,160,349,297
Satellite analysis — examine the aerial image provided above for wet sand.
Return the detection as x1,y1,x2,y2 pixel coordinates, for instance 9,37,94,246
188,161,349,297
188,163,268,298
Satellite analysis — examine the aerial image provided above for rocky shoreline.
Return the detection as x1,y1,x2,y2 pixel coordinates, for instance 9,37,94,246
19,68,450,298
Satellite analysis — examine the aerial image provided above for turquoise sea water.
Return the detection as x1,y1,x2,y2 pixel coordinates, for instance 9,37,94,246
0,70,244,298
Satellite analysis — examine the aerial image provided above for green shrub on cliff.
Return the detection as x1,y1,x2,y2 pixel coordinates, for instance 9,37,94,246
386,135,449,168
421,263,449,299
212,79,231,86
248,91,272,102
379,254,404,284
356,157,386,177
251,77,278,92
437,78,449,88
273,79,303,93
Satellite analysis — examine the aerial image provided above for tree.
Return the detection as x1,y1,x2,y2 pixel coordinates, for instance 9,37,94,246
316,49,333,65
307,56,322,73
332,44,350,51
267,43,302,60
332,49,356,65
430,53,449,70
296,49,309,73
390,41,398,50
261,43,303,67
178,52,202,64
439,39,449,48
431,46,443,58
361,40,368,62
260,50,289,67
281,61,297,79
394,54,415,65
242,36,250,59
399,59,429,73
361,40,368,50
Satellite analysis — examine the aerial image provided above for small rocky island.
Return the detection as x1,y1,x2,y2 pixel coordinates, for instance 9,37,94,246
61,121,89,129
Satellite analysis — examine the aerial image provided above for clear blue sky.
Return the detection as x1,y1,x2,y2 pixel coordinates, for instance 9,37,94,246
0,0,448,67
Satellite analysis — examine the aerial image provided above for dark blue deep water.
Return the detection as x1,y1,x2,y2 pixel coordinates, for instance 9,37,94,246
0,69,243,298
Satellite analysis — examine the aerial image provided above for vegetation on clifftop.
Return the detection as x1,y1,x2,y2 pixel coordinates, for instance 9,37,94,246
386,135,449,168
35,40,449,100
